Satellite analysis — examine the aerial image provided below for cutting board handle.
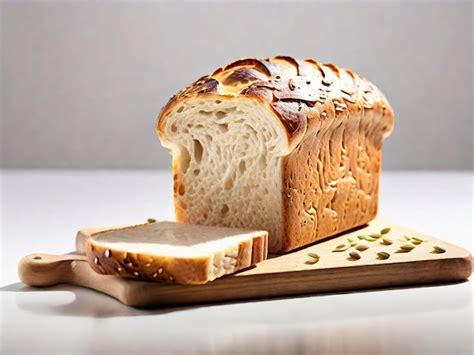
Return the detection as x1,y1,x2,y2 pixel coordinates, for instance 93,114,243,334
18,253,85,287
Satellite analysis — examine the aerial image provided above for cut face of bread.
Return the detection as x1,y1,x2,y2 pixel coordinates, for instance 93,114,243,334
157,57,394,253
160,97,288,251
85,221,268,285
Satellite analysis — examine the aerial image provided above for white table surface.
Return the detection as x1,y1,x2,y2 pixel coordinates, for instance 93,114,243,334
1,170,472,354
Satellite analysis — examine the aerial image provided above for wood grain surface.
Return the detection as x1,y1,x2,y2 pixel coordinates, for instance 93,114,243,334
18,218,472,307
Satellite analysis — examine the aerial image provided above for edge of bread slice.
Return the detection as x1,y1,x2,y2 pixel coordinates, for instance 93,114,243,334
85,221,268,285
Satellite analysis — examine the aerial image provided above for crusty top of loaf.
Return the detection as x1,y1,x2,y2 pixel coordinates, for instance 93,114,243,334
157,56,394,148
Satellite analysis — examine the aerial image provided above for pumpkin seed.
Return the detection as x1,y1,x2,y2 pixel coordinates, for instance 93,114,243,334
355,244,369,251
380,227,391,235
333,247,350,252
307,253,320,259
381,237,393,245
432,244,446,253
349,251,361,260
399,243,415,252
377,251,390,260
333,243,350,252
359,235,377,242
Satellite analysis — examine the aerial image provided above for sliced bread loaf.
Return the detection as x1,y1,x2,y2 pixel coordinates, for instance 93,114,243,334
157,56,394,253
85,221,268,285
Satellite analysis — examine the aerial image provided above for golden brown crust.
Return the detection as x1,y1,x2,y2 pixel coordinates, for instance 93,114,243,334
84,226,268,285
157,56,393,149
85,239,208,284
234,241,250,271
280,76,392,251
251,234,266,265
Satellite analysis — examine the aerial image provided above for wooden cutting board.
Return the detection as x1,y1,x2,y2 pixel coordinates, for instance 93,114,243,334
18,218,472,308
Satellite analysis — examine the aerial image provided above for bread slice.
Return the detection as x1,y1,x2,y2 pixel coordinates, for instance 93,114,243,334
76,226,119,253
84,221,268,285
157,56,394,253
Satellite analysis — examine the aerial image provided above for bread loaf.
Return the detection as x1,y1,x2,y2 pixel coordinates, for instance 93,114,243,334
157,56,394,252
85,221,268,285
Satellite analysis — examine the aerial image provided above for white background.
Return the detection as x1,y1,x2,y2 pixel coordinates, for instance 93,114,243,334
1,0,472,170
